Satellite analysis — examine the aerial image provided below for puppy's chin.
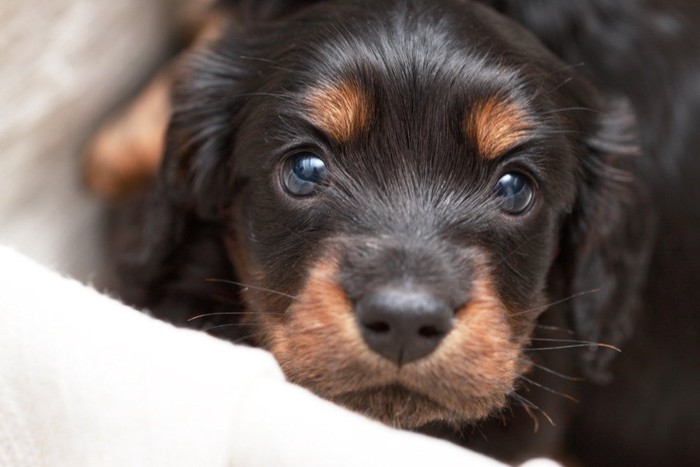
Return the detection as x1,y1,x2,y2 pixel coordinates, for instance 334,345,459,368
330,384,508,429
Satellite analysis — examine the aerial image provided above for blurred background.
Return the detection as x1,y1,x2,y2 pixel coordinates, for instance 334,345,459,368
0,0,207,283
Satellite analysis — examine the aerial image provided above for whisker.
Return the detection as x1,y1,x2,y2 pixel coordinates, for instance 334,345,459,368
541,106,601,116
202,322,259,332
493,232,547,268
530,338,621,350
526,343,621,352
206,278,298,300
523,359,585,382
520,401,540,433
232,330,272,344
473,426,489,442
203,316,334,334
230,322,330,345
553,62,587,74
520,376,579,403
497,254,530,283
550,76,573,92
510,289,601,317
188,311,284,322
535,324,575,335
511,393,555,427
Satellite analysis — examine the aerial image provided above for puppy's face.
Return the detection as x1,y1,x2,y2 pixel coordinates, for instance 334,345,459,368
171,0,618,428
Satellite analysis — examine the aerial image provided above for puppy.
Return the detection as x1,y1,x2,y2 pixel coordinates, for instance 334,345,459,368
94,0,700,465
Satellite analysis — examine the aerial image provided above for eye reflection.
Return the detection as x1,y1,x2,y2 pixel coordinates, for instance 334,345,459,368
495,172,534,215
281,152,329,197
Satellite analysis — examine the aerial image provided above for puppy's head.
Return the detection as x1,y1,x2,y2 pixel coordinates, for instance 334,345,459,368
134,0,647,428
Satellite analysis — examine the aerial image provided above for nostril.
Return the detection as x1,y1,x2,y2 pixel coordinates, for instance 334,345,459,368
418,325,445,338
363,320,390,334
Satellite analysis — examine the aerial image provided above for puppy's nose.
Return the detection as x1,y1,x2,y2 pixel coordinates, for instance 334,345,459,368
355,288,454,365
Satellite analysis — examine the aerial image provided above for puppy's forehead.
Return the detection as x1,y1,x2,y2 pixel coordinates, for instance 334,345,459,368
289,0,543,156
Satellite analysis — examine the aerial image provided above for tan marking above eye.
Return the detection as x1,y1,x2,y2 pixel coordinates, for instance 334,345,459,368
466,97,532,159
304,81,372,143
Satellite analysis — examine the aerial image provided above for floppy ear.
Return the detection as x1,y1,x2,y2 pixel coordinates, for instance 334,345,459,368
161,42,248,218
112,35,252,334
560,98,656,382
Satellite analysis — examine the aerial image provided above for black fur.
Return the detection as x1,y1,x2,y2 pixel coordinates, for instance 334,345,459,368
111,0,700,464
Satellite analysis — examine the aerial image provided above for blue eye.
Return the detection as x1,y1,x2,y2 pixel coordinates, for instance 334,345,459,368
282,152,329,197
495,172,534,215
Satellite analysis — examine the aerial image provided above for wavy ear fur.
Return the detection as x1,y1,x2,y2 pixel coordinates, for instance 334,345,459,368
560,98,656,382
111,29,255,337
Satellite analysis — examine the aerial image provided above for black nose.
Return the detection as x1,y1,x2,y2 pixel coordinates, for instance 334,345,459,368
355,288,454,365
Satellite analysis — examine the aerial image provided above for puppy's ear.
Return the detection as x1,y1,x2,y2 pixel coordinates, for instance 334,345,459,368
162,36,252,219
113,38,249,325
561,98,656,382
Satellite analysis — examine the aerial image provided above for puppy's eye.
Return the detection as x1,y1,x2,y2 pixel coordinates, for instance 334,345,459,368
281,152,329,197
495,172,534,215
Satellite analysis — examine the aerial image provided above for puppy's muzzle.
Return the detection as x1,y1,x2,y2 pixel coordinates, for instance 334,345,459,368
339,235,476,366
